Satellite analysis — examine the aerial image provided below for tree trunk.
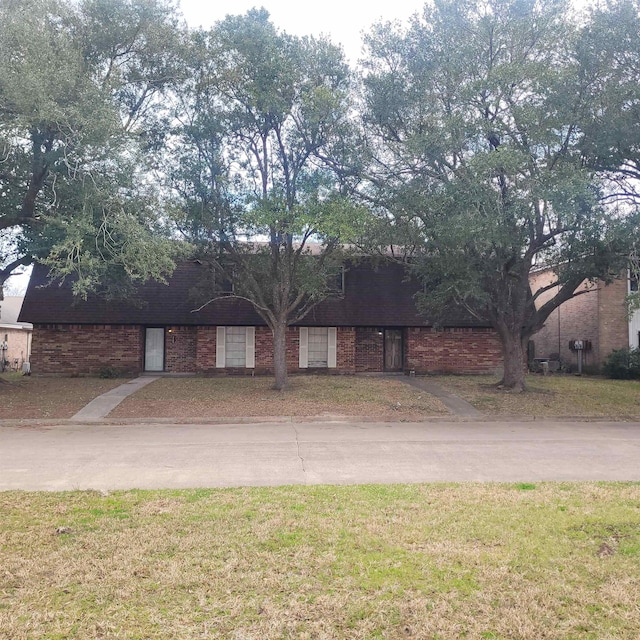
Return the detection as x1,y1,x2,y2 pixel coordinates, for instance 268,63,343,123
498,328,527,392
272,320,289,391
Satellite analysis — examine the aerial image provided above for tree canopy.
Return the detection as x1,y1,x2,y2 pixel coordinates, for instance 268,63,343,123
361,0,640,389
0,0,182,297
5,0,640,388
171,9,364,389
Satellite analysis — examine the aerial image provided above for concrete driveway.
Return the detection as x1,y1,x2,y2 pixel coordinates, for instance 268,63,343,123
1,419,639,490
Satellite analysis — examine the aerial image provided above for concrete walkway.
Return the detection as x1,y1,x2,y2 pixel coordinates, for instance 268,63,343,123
397,375,482,417
70,376,159,421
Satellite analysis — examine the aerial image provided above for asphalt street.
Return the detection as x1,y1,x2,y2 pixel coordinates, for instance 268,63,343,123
1,419,639,490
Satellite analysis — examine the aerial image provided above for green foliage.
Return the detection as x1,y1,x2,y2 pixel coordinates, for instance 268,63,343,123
0,0,182,293
361,0,640,389
171,10,364,388
577,0,640,196
602,348,640,380
98,366,123,379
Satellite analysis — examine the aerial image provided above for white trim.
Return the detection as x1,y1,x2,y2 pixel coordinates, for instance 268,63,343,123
630,310,640,349
216,326,226,368
629,270,640,348
245,326,255,368
327,327,337,368
299,327,309,368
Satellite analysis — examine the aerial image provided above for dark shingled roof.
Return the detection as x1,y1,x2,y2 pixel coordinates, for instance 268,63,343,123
19,261,488,328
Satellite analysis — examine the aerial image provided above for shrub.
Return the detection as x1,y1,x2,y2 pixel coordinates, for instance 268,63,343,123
602,348,640,380
98,366,123,379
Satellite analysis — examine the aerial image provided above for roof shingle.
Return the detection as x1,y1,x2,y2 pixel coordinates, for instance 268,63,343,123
19,261,488,328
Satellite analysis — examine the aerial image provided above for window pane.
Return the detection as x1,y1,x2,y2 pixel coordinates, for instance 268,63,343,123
308,327,328,367
225,327,246,367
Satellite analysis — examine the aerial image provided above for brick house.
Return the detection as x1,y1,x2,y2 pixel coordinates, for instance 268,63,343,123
529,268,640,369
19,261,503,376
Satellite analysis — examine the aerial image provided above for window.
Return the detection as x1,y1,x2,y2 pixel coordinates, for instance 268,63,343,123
299,327,337,368
630,275,638,292
216,327,255,368
308,327,329,367
225,327,247,367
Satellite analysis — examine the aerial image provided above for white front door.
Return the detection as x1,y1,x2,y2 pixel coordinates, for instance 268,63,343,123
145,328,164,372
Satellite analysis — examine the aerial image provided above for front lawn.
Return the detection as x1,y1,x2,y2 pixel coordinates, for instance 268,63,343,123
0,374,128,419
435,374,640,417
109,375,448,419
1,484,639,639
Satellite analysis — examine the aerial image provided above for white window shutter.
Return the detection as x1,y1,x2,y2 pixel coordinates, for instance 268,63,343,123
327,327,337,368
245,326,255,368
299,327,308,368
216,326,226,368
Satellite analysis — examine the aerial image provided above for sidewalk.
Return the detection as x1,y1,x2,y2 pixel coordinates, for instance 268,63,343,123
397,375,482,417
70,376,159,421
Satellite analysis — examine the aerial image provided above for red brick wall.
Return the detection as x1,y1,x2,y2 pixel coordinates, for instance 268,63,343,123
530,269,630,367
30,324,143,375
405,327,502,374
165,327,197,373
355,327,384,372
31,323,504,376
195,326,217,373
336,327,356,373
598,277,629,362
255,326,301,373
529,270,600,366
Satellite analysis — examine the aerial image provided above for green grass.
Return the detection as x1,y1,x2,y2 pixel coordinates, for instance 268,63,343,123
435,375,640,417
2,484,640,638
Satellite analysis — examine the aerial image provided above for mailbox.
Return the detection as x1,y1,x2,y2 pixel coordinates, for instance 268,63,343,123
569,340,592,351
569,339,591,374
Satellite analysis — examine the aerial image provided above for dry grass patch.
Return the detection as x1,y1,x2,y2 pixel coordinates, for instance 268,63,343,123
1,483,640,639
110,375,448,419
0,374,128,419
435,374,640,417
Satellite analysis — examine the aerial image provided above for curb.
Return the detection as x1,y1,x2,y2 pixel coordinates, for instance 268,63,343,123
2,414,640,429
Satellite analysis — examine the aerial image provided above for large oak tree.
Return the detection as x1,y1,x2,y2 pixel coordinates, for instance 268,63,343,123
172,10,363,390
361,0,639,390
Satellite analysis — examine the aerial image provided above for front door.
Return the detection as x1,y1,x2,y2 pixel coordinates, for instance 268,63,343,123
145,328,165,372
384,329,403,371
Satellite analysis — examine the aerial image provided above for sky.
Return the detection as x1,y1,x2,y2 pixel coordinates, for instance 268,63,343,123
178,0,427,61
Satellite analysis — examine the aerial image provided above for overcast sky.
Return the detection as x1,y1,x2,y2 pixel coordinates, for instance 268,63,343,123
178,0,427,61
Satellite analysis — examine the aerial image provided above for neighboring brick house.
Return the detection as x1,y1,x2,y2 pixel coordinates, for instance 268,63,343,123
0,296,33,371
19,261,503,376
530,268,640,369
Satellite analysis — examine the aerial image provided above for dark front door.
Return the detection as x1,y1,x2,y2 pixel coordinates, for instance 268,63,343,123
384,329,403,371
